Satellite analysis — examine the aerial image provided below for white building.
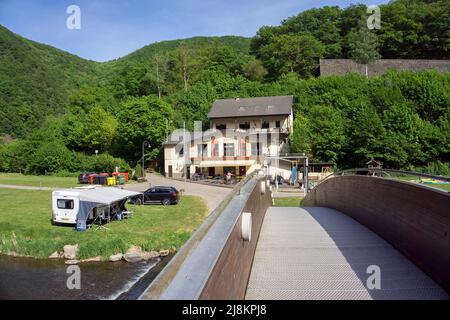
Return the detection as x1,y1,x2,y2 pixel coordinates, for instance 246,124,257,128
163,96,295,180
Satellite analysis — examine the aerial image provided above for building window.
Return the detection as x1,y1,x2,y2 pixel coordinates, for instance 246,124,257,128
216,124,226,130
238,139,246,156
224,143,235,156
262,121,269,129
239,122,250,130
212,141,219,157
178,148,184,157
197,144,207,157
251,143,260,156
275,120,281,128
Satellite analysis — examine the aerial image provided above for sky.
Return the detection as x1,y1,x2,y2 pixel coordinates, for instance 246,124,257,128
0,0,388,62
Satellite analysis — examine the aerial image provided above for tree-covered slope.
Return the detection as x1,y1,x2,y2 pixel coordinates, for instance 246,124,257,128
0,25,251,137
0,25,101,137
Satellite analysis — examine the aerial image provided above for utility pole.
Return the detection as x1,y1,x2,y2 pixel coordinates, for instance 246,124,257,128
142,141,150,178
183,121,187,191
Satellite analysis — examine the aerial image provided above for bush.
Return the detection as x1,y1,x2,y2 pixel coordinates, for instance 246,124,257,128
407,161,450,176
134,163,143,179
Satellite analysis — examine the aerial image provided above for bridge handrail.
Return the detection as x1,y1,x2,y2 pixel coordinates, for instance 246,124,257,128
318,168,450,189
139,169,267,300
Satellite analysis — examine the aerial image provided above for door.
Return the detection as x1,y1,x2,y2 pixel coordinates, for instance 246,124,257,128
239,166,246,176
168,165,173,178
145,188,157,203
208,167,215,177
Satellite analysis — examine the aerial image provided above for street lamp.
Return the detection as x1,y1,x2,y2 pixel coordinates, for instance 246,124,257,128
142,141,151,178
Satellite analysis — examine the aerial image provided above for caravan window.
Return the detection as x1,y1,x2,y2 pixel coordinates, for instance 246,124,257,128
57,199,74,209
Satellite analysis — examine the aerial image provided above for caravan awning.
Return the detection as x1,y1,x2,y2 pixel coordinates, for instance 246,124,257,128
76,187,141,204
54,187,141,205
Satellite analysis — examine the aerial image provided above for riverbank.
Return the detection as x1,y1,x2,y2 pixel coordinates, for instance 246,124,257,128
0,188,208,260
0,254,170,300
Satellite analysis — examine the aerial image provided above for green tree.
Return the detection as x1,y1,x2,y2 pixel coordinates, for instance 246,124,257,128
289,114,311,155
242,58,268,81
114,95,174,162
347,26,381,77
61,106,118,153
259,34,325,79
308,105,346,163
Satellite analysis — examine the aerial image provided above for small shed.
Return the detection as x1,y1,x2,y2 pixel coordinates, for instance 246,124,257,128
367,159,382,169
367,159,382,176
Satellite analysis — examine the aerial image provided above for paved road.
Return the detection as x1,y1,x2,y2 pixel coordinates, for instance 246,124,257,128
246,207,449,300
0,184,54,191
124,173,232,214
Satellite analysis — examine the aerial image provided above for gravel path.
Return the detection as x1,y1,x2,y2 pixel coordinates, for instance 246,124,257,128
0,184,55,191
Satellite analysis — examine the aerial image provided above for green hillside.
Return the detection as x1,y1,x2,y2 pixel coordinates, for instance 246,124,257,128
0,25,100,137
0,0,449,175
112,36,251,64
0,24,251,137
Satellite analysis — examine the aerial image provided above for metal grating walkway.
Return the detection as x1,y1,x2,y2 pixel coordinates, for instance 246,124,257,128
245,207,449,300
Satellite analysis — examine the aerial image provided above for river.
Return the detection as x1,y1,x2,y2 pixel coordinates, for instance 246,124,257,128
0,254,170,300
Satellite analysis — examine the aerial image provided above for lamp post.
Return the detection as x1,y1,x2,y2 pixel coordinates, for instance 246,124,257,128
142,141,151,178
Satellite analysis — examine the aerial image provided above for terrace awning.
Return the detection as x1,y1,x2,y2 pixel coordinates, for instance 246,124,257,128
198,160,256,167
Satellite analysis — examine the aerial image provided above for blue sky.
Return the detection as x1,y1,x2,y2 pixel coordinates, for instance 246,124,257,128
0,0,388,62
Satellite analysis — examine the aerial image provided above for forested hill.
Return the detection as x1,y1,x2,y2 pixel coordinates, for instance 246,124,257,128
0,23,251,137
0,0,449,175
0,25,99,137
112,36,251,64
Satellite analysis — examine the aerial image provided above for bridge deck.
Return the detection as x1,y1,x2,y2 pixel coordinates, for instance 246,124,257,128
245,207,449,300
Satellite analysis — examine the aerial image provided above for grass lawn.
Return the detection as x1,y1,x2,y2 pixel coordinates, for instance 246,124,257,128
273,196,303,207
430,183,450,191
0,188,208,259
0,173,78,188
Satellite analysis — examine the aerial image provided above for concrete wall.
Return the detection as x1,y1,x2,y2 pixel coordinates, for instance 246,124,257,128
303,176,450,292
320,59,450,77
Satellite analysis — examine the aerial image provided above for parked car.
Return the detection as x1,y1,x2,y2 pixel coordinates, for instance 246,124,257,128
129,186,180,206
191,173,206,181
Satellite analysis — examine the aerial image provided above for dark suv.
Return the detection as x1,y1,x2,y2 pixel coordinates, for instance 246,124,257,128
129,186,180,206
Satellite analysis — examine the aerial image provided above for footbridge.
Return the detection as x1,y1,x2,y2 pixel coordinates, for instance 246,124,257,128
140,170,450,300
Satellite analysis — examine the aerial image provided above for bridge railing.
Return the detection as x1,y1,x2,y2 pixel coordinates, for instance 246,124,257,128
303,171,450,292
139,170,273,300
316,168,450,192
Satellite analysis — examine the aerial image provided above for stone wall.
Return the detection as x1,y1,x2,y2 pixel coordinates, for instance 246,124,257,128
320,59,450,77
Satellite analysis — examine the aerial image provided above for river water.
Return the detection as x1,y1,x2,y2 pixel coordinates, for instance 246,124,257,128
0,255,170,300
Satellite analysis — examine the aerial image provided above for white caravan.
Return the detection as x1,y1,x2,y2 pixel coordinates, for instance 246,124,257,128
51,186,140,226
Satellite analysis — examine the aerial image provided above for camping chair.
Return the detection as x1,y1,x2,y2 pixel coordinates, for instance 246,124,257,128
92,207,110,231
